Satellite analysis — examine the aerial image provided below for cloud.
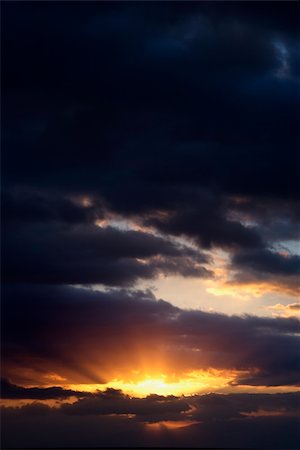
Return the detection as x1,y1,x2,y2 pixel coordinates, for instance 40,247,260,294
60,389,190,421
2,285,299,387
5,388,299,421
2,2,299,291
265,303,300,318
232,249,300,276
228,249,300,296
227,196,300,242
2,222,212,285
1,391,299,448
3,2,299,205
0,378,91,400
289,303,300,310
147,199,264,250
2,188,104,225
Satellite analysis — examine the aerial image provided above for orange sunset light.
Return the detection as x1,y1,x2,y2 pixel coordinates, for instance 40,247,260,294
67,369,237,397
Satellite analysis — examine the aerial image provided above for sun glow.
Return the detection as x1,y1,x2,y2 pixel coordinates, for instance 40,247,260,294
108,376,197,397
67,370,236,397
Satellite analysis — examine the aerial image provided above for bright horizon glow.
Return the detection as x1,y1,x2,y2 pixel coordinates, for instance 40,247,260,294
66,370,237,397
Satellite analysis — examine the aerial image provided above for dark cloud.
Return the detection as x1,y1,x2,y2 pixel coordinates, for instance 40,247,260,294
227,196,300,244
2,1,299,287
2,2,299,205
1,391,299,448
232,249,300,277
2,188,103,224
0,378,91,400
2,285,299,387
5,388,299,422
60,389,190,421
188,391,299,422
229,249,300,296
2,221,211,285
147,199,263,250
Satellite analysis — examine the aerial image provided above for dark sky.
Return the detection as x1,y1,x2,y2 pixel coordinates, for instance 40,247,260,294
1,1,300,449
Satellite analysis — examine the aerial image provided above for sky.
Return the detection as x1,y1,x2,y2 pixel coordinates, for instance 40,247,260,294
1,1,300,449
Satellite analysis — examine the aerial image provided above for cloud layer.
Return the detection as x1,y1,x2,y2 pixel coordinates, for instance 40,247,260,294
2,285,299,387
2,388,299,448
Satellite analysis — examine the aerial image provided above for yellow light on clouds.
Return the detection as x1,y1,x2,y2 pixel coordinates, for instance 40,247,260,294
67,369,236,397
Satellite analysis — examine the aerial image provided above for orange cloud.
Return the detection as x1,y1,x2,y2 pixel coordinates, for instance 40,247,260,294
265,303,300,318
